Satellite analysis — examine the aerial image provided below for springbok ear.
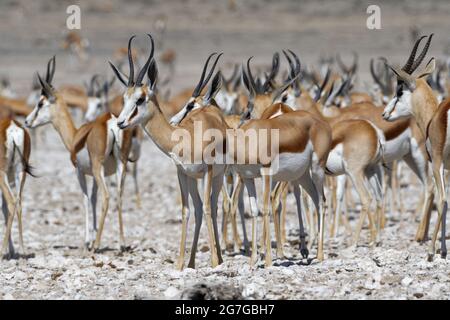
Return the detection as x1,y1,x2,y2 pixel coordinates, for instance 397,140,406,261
147,58,158,91
417,58,436,79
109,61,129,87
387,63,417,91
203,71,223,105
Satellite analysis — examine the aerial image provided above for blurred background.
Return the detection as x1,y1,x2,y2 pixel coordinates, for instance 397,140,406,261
0,0,449,98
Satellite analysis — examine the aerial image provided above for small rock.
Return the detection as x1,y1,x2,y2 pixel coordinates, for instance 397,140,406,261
164,286,180,299
401,277,413,287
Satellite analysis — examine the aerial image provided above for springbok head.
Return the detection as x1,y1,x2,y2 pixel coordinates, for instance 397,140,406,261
242,53,299,120
215,64,241,115
0,76,15,98
112,34,155,129
25,56,59,128
169,53,223,125
382,34,436,121
272,50,303,108
85,75,116,122
370,57,395,104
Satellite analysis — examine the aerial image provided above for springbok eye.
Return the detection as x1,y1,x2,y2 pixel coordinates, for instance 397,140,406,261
186,102,195,111
136,97,145,105
281,95,288,103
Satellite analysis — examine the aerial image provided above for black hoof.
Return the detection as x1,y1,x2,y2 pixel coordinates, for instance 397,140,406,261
427,253,434,262
300,248,309,259
441,251,447,259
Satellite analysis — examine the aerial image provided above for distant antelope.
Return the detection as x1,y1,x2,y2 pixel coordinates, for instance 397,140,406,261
0,76,16,98
382,34,449,260
25,56,134,251
61,31,89,65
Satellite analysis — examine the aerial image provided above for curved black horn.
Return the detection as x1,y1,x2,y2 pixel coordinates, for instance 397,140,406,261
192,53,217,97
136,34,155,86
288,50,301,76
370,58,384,90
46,56,56,84
37,72,53,97
225,64,239,86
201,53,223,94
314,68,331,102
282,50,295,78
127,35,136,86
246,56,258,94
402,35,426,73
410,33,433,74
336,53,348,74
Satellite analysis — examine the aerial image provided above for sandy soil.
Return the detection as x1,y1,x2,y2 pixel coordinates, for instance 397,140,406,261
1,0,450,300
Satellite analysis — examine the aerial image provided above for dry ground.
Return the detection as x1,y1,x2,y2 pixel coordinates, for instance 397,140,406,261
0,0,450,300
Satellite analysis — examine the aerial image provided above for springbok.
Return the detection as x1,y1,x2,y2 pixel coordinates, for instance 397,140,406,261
280,51,433,242
382,34,449,260
0,118,33,259
273,51,387,246
112,34,226,270
61,31,89,65
0,77,16,98
84,74,144,208
25,56,134,252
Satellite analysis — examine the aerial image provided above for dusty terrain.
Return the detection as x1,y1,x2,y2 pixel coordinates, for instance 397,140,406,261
1,0,450,300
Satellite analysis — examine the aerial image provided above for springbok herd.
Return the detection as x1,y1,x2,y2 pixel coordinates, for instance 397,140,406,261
1,32,450,271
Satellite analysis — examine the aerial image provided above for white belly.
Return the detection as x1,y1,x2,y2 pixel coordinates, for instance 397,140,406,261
326,143,345,175
271,143,313,181
382,128,411,163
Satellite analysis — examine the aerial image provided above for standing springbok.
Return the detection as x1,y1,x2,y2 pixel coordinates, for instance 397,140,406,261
84,74,144,208
0,118,33,258
112,34,226,270
382,34,449,260
25,56,134,252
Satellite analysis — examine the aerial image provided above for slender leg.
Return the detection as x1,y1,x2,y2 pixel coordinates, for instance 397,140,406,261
229,177,243,249
15,168,26,254
298,171,323,260
203,166,219,268
271,181,284,258
132,162,141,209
293,183,308,259
176,168,190,270
280,184,288,245
0,172,17,257
76,168,91,249
221,183,231,249
90,179,98,243
116,160,127,250
92,163,110,251
261,173,272,267
403,152,433,242
211,172,224,265
1,195,14,256
333,175,346,239
187,177,202,269
428,162,447,260
237,182,250,254
366,165,384,244
243,178,259,267
348,170,375,247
